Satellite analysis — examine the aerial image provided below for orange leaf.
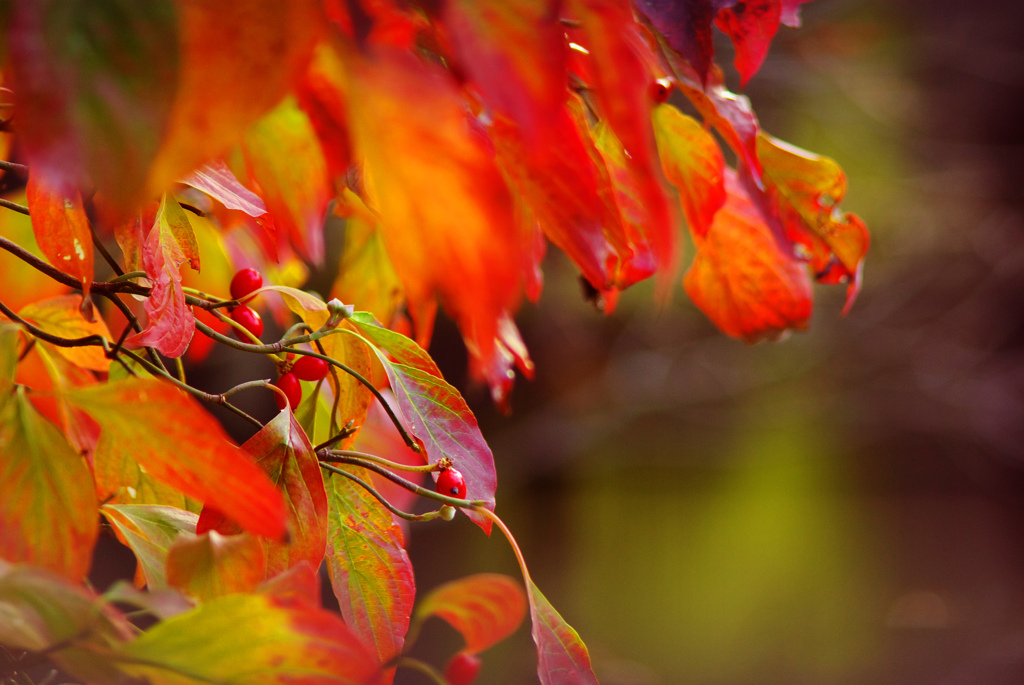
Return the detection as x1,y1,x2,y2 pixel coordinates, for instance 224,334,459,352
66,378,288,541
684,170,813,341
166,531,267,602
18,294,112,371
25,174,93,296
0,389,98,582
347,48,523,371
415,574,527,654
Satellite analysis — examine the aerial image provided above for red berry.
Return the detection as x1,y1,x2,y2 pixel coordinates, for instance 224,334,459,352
274,372,302,410
436,468,467,499
230,268,263,301
231,305,263,339
292,355,329,382
648,78,673,104
444,652,481,685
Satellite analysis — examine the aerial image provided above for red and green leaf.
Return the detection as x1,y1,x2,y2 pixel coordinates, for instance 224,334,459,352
101,504,198,590
66,377,288,541
415,573,527,654
165,531,267,602
530,581,600,685
325,465,416,678
117,593,382,685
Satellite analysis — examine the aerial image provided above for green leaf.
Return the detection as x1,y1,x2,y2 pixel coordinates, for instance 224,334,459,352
118,593,381,685
67,377,288,540
0,561,132,684
165,532,266,603
349,314,497,533
0,389,98,581
325,465,416,673
415,573,527,654
530,581,600,685
101,504,198,590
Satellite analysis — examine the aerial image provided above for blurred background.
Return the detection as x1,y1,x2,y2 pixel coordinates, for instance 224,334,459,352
400,0,1024,683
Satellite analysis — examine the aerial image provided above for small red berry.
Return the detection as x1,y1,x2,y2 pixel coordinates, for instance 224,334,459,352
648,78,673,104
436,468,467,499
292,355,329,382
444,652,481,685
274,372,302,410
230,268,264,301
231,305,263,339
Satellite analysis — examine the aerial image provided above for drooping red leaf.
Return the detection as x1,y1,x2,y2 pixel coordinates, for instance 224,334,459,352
530,581,600,685
442,0,567,146
325,464,416,679
346,47,523,373
684,169,813,340
25,174,93,296
298,40,354,180
101,504,198,590
0,561,134,684
715,0,783,86
8,0,178,206
633,0,737,85
127,194,198,358
18,294,112,371
242,97,331,264
67,378,288,541
0,389,98,582
117,593,382,685
652,103,727,238
181,160,270,220
474,311,535,413
415,574,527,654
349,313,497,532
166,531,267,602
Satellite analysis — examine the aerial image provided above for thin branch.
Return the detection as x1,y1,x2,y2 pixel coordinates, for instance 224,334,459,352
323,448,437,473
0,159,28,175
89,222,124,277
0,299,111,351
321,463,444,522
0,197,29,216
0,235,148,296
318,451,485,508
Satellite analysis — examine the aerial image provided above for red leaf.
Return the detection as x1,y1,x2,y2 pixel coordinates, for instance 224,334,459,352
684,170,813,341
415,574,527,654
634,0,737,85
127,195,197,358
181,160,270,220
473,311,535,414
347,47,523,373
715,0,783,86
166,531,267,602
530,581,600,685
325,464,416,678
0,390,98,582
67,378,288,541
349,313,498,533
298,40,354,179
25,174,93,296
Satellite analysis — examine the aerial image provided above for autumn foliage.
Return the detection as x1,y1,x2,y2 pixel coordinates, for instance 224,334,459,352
0,1,868,684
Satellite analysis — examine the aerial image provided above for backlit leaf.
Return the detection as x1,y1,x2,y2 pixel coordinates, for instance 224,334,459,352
25,174,93,296
530,581,600,685
0,561,133,684
715,0,782,86
298,39,353,179
242,97,331,264
415,574,527,654
101,504,198,590
166,531,267,602
127,194,197,358
653,103,727,238
347,48,523,371
18,294,112,371
67,377,288,540
181,160,269,219
325,465,415,676
0,389,98,581
684,170,813,341
348,313,497,532
8,0,178,206
634,0,737,85
118,593,382,685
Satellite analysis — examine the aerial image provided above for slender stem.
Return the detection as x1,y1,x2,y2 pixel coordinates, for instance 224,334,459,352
173,356,185,383
107,271,146,283
320,464,443,522
90,222,125,277
323,449,438,473
221,379,273,398
0,159,28,174
93,291,169,374
474,507,536,604
313,421,357,452
0,197,29,216
395,657,448,685
0,235,148,296
313,337,343,437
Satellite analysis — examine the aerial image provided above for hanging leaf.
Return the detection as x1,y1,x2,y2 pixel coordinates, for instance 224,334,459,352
18,294,112,371
117,593,382,685
165,531,267,602
633,0,737,86
348,313,497,532
415,573,527,654
715,0,783,86
181,160,271,220
101,504,198,590
25,174,94,296
127,194,198,358
67,377,288,541
530,581,600,685
684,169,813,341
0,390,98,581
242,97,331,264
325,465,415,678
7,0,178,206
0,561,134,684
